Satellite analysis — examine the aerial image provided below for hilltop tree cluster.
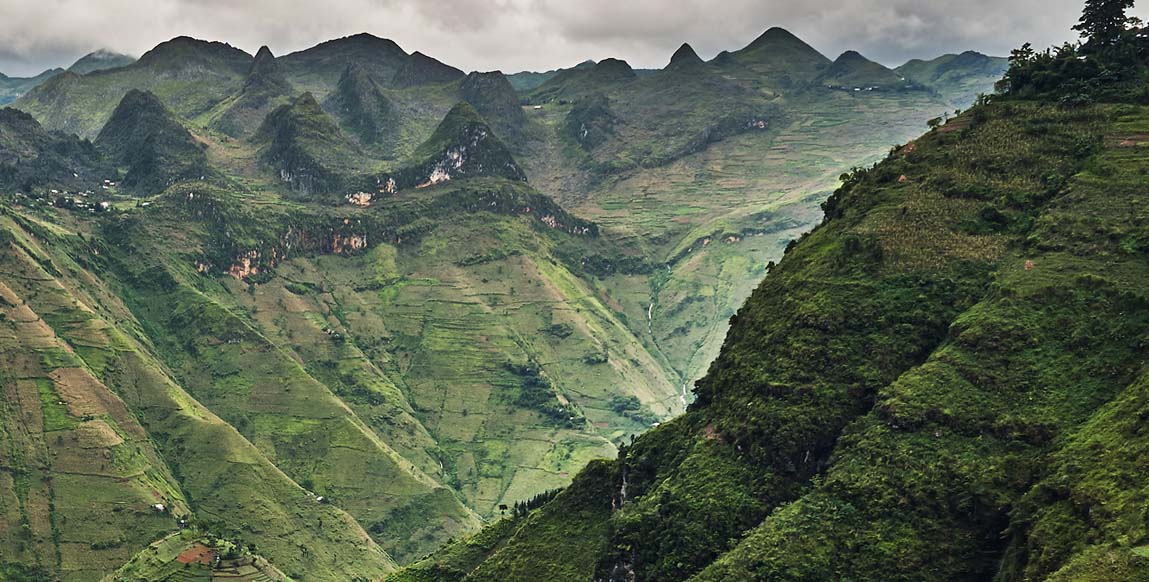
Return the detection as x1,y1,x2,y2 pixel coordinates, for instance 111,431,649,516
510,488,564,518
998,0,1149,103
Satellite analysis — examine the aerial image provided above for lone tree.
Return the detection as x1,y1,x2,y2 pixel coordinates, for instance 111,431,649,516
1074,0,1137,51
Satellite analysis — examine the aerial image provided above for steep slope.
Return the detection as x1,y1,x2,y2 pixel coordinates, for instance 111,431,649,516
0,107,113,192
280,33,408,96
253,92,362,195
666,43,706,71
207,46,294,138
95,89,209,194
0,232,188,581
898,51,1010,108
386,102,526,190
14,37,253,137
390,97,1149,582
101,531,290,582
720,26,831,82
393,51,466,88
817,50,916,90
0,205,398,581
100,186,484,562
459,72,527,141
0,69,63,105
323,63,400,151
68,50,135,75
692,103,1148,582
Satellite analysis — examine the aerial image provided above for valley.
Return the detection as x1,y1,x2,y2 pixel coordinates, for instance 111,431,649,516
0,24,1007,581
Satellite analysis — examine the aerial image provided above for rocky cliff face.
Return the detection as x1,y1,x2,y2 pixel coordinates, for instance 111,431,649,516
385,102,526,192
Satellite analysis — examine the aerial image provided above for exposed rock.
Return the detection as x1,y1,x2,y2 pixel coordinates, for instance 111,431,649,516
383,102,526,191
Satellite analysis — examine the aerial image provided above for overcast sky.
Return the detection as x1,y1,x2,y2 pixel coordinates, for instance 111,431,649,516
2,0,1147,77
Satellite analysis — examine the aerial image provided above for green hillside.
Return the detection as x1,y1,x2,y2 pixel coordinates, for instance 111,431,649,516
95,89,210,194
0,23,1010,580
392,52,465,89
0,108,113,192
323,63,400,152
253,92,365,195
279,33,409,96
817,50,917,91
508,60,596,92
390,19,1149,581
898,51,1010,108
207,46,294,139
717,26,832,84
387,102,526,190
15,37,254,137
0,69,64,105
0,202,397,581
526,59,637,104
458,72,526,141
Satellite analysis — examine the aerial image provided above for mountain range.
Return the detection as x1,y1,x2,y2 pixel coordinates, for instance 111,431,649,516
0,27,1009,581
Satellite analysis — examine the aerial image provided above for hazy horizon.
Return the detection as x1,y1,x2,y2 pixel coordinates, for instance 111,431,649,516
2,0,1147,77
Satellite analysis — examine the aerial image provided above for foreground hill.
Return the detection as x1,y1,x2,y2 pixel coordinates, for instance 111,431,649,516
389,90,1149,581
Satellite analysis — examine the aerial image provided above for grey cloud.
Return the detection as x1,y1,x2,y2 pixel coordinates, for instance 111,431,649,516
1,0,1146,77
